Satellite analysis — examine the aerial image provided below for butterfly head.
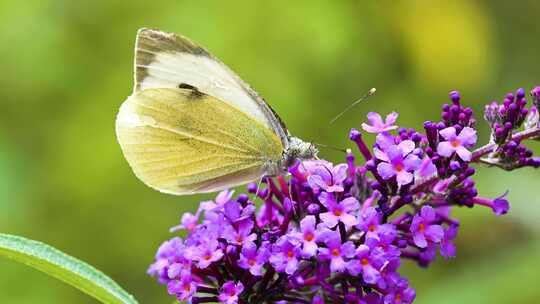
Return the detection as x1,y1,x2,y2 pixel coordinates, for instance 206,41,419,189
264,137,317,176
283,136,318,167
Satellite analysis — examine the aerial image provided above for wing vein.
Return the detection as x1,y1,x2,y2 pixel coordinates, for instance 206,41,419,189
136,153,262,165
151,161,261,181
128,97,258,154
149,125,252,154
214,129,260,153
135,63,191,78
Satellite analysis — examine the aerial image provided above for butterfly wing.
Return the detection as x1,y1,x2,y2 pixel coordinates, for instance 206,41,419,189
134,28,289,145
115,87,284,195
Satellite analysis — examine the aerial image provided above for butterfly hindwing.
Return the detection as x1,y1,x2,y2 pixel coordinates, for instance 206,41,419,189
115,87,284,194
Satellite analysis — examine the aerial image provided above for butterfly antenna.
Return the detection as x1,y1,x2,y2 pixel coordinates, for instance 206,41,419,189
313,142,348,154
330,87,376,124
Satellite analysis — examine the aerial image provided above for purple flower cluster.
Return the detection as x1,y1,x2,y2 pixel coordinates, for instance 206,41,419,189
480,87,540,169
149,87,540,303
484,88,529,144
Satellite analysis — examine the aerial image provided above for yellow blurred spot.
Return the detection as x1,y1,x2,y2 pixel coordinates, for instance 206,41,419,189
390,1,494,89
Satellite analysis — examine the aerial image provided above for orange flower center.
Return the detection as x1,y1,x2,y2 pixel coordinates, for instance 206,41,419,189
395,163,404,172
361,258,369,266
451,139,460,147
249,259,256,266
418,223,426,232
331,248,341,257
287,250,295,258
368,224,376,232
305,233,314,242
204,254,212,260
333,209,343,216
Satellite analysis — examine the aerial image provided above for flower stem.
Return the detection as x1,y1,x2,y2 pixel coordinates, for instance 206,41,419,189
471,126,540,161
411,126,540,195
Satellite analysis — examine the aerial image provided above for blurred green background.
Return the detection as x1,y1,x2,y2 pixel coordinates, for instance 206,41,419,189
1,0,539,303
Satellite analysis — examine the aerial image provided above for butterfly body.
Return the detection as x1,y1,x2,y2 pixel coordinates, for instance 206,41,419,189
116,28,317,195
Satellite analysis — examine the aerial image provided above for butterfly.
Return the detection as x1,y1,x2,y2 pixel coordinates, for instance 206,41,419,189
115,28,318,195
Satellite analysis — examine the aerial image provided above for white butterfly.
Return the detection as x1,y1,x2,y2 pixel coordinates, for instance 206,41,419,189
115,28,317,195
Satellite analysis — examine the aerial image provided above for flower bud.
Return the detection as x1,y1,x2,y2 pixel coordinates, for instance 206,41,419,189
483,101,499,125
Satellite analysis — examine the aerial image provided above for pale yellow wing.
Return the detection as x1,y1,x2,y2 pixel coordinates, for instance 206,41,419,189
115,87,284,195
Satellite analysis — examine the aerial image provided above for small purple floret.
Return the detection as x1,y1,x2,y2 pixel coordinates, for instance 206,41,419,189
319,192,359,228
362,111,399,133
410,206,444,248
437,126,477,161
218,281,244,304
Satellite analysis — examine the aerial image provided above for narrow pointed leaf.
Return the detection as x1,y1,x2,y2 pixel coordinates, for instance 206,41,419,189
0,233,138,304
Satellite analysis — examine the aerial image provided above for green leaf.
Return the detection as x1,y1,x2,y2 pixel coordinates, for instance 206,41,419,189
0,233,138,304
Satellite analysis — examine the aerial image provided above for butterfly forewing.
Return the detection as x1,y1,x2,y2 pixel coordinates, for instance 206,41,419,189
134,28,289,145
116,87,284,195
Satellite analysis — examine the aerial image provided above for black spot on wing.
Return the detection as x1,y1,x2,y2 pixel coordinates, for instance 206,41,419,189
178,83,204,99
178,83,198,90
